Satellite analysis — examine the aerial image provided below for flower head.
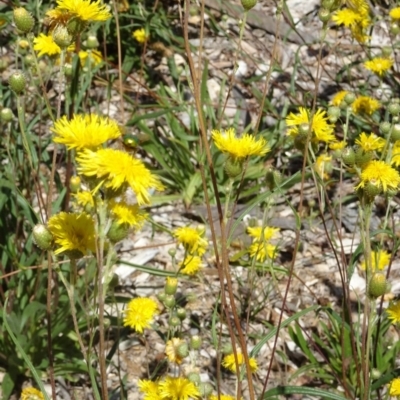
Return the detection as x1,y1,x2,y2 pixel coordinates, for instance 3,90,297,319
138,379,162,400
286,107,335,143
247,226,279,241
33,33,61,57
165,338,185,364
78,49,103,67
387,301,400,324
390,377,400,396
352,96,380,115
331,90,348,106
55,0,111,22
179,255,203,275
329,140,347,151
212,128,269,160
52,114,121,150
133,28,148,43
21,387,45,400
360,250,390,272
158,376,200,400
355,132,385,152
314,154,332,180
390,7,400,20
47,212,96,256
249,242,278,262
76,148,164,205
174,226,208,255
222,352,258,374
109,200,147,229
364,57,393,77
73,190,95,209
356,160,400,193
123,297,158,333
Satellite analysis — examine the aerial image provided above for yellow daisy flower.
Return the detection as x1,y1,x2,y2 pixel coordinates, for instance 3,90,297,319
165,338,185,364
222,352,258,374
330,90,348,106
109,200,147,229
355,132,385,152
21,387,45,400
174,226,208,255
390,7,400,20
332,8,360,26
47,212,96,256
158,377,200,400
360,250,390,272
286,107,335,143
123,297,158,333
73,190,95,209
211,128,270,160
390,377,400,396
133,28,148,43
179,255,203,275
364,57,393,77
78,49,103,67
33,33,61,57
55,0,111,22
52,114,121,150
76,148,164,205
247,226,279,241
352,96,380,115
138,379,161,400
356,160,400,193
329,140,347,150
249,242,278,262
387,302,400,325
314,154,332,180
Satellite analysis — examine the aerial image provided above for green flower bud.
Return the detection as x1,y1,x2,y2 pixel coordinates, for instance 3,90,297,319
33,224,53,250
298,123,311,136
362,182,381,202
67,17,87,36
222,343,233,355
168,248,176,258
388,102,400,116
265,167,282,190
294,133,307,151
390,22,400,35
165,276,178,295
190,335,202,350
9,71,26,94
24,54,35,67
341,147,355,166
344,92,356,105
382,46,392,58
355,147,373,168
241,0,257,11
164,294,176,308
107,221,129,243
157,292,167,303
13,7,34,33
327,106,340,123
177,342,189,358
52,25,73,49
371,368,382,379
380,121,391,135
64,63,73,77
85,34,99,49
318,8,331,23
198,382,213,397
0,108,14,123
368,272,388,298
169,315,181,327
392,124,400,141
322,0,335,10
187,372,201,384
70,176,81,193
176,307,186,320
225,157,243,178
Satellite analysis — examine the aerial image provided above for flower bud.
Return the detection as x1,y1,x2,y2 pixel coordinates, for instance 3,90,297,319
198,382,213,397
390,22,400,35
17,39,29,50
187,372,201,384
177,342,189,358
388,102,400,116
67,17,87,36
64,63,73,77
355,147,373,168
13,7,34,33
107,221,129,243
391,124,400,142
341,147,355,166
382,46,392,58
168,248,176,258
164,294,176,308
165,276,178,295
85,34,99,49
318,8,331,23
380,121,391,135
52,25,73,49
222,343,233,355
327,106,340,123
0,108,14,123
33,224,53,250
225,157,243,178
344,92,355,105
24,54,35,67
368,273,388,298
169,315,181,327
241,0,257,11
265,167,282,190
157,292,167,303
70,176,81,193
176,307,186,320
322,0,335,10
9,71,26,94
190,335,202,350
362,182,381,202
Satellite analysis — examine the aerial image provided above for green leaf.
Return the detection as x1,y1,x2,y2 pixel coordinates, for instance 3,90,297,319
263,385,348,399
1,371,16,400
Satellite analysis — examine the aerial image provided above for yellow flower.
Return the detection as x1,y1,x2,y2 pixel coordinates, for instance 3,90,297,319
356,160,400,193
330,90,348,106
329,140,347,150
109,200,147,229
33,33,61,57
332,8,360,26
249,242,278,262
247,226,279,241
55,0,111,22
391,140,400,166
21,387,45,400
286,107,335,143
209,395,236,400
52,114,121,150
47,212,96,256
165,338,185,364
352,96,380,115
79,49,103,67
387,302,400,325
390,7,400,20
174,226,208,255
45,9,72,30
222,352,258,374
364,57,393,77
73,190,95,209
314,154,332,180
158,377,200,400
76,148,164,205
360,250,390,272
123,297,158,333
212,128,270,160
133,28,148,43
355,132,385,152
138,379,162,400
179,255,203,275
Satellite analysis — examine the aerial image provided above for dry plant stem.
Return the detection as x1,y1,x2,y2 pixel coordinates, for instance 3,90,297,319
111,0,125,124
